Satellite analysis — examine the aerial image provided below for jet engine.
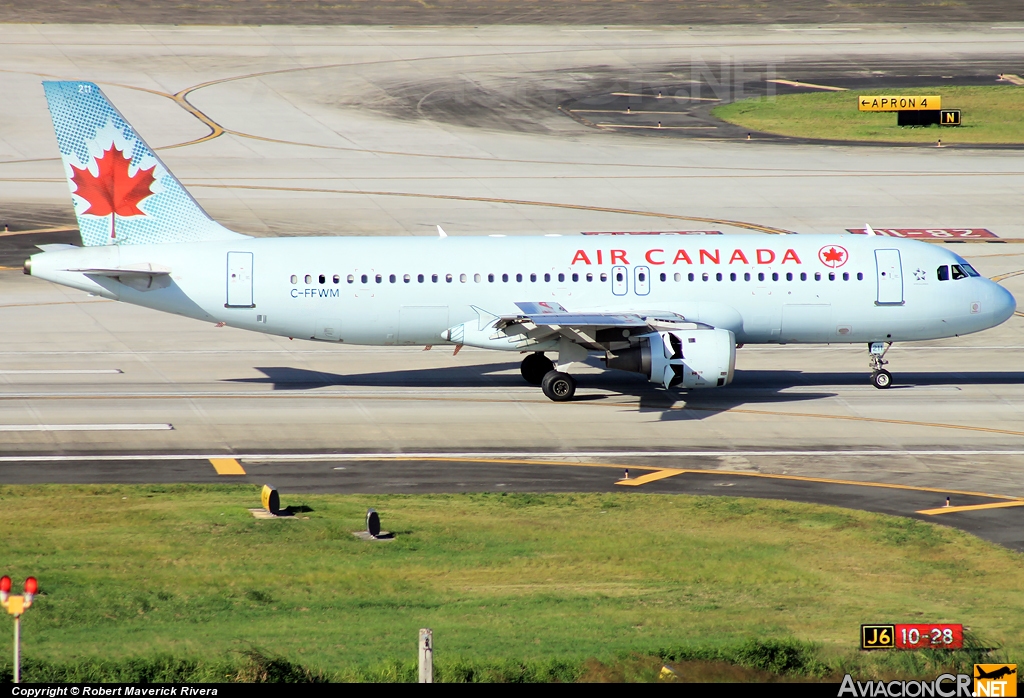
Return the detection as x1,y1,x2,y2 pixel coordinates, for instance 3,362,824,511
606,328,736,389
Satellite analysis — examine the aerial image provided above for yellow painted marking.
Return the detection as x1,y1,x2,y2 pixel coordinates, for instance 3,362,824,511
1015,311,1024,318
210,458,245,475
768,79,847,91
991,269,1024,282
999,73,1024,85
917,501,1024,515
616,468,687,486
0,226,77,238
337,456,1023,503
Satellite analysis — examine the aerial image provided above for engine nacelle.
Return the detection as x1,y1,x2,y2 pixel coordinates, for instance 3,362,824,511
606,328,736,389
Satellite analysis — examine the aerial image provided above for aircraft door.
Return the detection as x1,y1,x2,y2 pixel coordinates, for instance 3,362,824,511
611,265,628,296
634,266,650,296
226,251,254,307
874,249,904,305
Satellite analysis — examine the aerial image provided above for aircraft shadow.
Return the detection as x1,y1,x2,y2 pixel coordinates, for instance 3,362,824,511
225,365,1024,422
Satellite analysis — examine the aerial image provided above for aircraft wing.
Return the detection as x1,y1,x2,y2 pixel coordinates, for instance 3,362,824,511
66,263,171,276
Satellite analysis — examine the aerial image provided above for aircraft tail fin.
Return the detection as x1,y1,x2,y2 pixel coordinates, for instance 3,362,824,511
42,81,247,247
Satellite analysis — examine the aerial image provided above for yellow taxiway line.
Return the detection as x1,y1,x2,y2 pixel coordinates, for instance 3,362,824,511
917,501,1024,515
616,468,687,486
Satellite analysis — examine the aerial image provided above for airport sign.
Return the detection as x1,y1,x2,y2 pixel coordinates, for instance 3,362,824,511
941,108,962,126
859,95,941,111
861,623,964,650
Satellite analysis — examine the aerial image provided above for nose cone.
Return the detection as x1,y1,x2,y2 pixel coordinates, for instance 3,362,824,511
990,281,1017,325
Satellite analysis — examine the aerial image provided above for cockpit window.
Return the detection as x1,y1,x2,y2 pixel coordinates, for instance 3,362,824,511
961,263,981,277
937,265,949,281
951,264,968,280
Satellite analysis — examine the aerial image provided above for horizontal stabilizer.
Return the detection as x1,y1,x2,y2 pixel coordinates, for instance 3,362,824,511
67,263,171,276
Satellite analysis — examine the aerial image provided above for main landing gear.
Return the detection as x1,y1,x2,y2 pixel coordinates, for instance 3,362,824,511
520,352,576,401
520,352,554,385
869,342,893,389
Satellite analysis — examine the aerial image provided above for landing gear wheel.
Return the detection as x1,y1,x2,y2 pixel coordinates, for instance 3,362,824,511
520,352,554,385
871,370,893,389
541,370,576,401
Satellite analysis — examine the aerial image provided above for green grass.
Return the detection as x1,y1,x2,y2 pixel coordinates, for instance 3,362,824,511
0,485,1020,681
713,86,1024,144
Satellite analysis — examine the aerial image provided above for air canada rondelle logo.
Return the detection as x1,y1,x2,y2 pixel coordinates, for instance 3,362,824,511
819,245,848,268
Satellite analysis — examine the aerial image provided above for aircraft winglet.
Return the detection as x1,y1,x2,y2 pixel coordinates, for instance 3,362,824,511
437,225,448,238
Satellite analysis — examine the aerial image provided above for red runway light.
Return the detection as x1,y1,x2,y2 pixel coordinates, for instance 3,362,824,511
0,577,10,593
23,578,37,595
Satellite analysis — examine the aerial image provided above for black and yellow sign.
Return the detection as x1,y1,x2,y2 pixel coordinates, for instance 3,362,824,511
941,109,962,126
859,96,941,112
861,624,895,650
974,664,1017,697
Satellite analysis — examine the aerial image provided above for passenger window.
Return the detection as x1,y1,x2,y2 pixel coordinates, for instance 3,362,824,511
446,274,453,283
636,272,643,282
688,273,695,282
404,274,411,283
937,265,949,281
333,274,340,284
702,272,709,281
361,274,368,284
319,274,326,284
786,272,793,281
828,272,836,281
730,272,736,281
800,272,807,281
744,272,750,281
842,272,849,281
304,274,312,284
474,273,481,283
530,273,537,282
418,274,424,283
502,273,509,282
290,275,297,284
616,272,624,282
488,273,494,282
951,264,967,280
771,272,779,281
375,274,382,284
432,274,438,283
758,273,765,282
673,273,681,282
715,273,722,281
601,273,608,282
856,272,863,281
544,273,551,282
517,273,524,282
659,272,667,282
587,273,594,282
558,273,565,282
814,272,821,281
460,273,467,283
347,274,354,284
389,274,396,283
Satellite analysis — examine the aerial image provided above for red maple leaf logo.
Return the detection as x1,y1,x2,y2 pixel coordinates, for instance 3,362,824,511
818,245,848,268
70,145,156,218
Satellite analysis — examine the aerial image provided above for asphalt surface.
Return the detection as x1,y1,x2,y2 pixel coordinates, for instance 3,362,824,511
2,1,1023,25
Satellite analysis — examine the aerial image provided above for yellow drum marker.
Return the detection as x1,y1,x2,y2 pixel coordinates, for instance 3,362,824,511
917,501,1024,515
615,469,687,486
210,458,245,475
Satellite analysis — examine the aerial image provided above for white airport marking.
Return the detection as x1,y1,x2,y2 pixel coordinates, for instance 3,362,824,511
0,424,172,432
0,369,123,375
2,449,1024,464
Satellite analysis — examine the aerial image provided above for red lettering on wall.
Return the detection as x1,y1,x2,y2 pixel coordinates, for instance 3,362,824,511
645,249,665,265
728,249,749,264
571,250,592,265
610,249,628,264
596,250,603,265
672,249,693,265
699,249,720,265
781,249,802,264
756,249,776,264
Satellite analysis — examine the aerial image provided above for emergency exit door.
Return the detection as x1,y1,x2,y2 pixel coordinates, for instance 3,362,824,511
226,251,254,308
874,249,903,305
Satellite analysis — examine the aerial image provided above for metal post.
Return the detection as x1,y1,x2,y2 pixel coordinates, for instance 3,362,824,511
13,615,20,684
418,628,433,683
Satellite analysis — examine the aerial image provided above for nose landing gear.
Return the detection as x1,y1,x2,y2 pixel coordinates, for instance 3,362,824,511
869,342,893,389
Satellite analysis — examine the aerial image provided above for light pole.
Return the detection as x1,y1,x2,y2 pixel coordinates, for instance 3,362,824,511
0,576,37,683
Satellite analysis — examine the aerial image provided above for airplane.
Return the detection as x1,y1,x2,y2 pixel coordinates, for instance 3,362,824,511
22,81,1017,401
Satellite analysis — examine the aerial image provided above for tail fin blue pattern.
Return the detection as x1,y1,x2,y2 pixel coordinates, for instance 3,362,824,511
43,81,247,247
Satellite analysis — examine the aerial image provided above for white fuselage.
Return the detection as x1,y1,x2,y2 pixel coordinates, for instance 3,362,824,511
27,234,1016,348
